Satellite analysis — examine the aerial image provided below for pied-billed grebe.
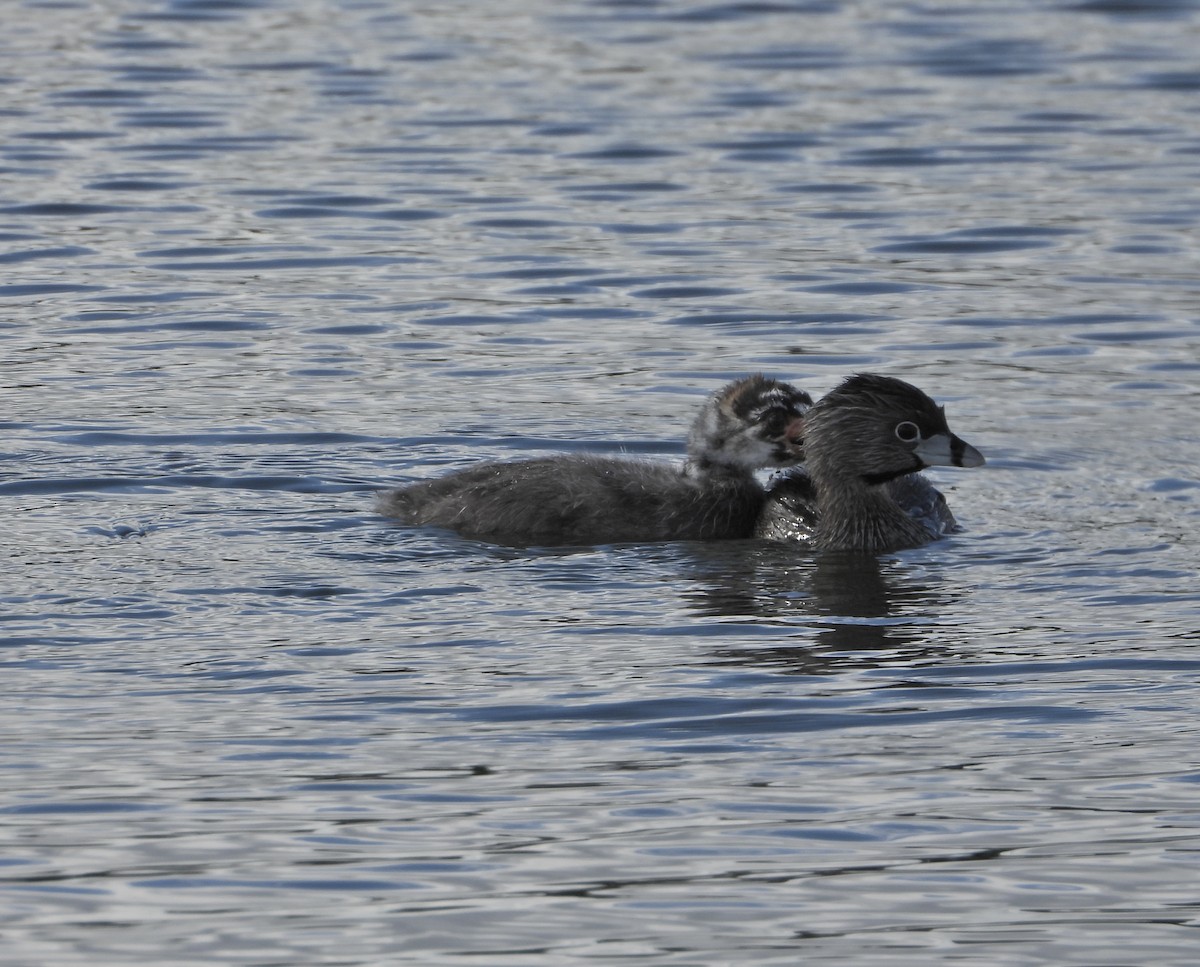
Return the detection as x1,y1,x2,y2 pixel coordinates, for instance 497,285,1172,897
378,375,811,546
754,373,984,552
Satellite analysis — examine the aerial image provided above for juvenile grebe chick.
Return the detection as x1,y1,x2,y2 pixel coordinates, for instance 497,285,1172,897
754,374,983,553
378,375,811,547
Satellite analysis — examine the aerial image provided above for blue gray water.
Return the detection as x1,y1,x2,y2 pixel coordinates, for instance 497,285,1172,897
3,0,1200,964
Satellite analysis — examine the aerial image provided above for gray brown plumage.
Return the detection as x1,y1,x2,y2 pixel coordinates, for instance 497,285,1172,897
379,375,811,546
755,374,984,552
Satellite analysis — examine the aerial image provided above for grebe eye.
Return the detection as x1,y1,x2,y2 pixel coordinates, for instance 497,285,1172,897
895,421,920,442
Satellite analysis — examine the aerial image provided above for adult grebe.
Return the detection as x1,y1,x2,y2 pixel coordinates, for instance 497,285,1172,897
755,373,984,552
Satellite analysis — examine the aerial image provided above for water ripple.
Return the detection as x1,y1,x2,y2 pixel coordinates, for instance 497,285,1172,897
3,2,1200,964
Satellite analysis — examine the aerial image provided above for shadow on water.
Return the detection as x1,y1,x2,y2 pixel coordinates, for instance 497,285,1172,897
676,540,965,672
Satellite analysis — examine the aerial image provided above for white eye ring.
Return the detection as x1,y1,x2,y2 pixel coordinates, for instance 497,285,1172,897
895,421,920,442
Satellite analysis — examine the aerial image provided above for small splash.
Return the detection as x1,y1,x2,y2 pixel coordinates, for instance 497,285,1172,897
85,522,150,539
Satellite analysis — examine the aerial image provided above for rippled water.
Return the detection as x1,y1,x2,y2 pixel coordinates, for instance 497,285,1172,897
4,0,1200,964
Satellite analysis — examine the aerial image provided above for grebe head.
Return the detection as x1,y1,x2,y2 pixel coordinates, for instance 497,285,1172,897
806,373,984,485
687,374,810,473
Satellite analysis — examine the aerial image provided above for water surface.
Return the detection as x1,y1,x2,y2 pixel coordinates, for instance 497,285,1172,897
3,1,1200,964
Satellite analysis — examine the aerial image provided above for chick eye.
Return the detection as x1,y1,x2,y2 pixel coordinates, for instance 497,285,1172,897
895,421,920,442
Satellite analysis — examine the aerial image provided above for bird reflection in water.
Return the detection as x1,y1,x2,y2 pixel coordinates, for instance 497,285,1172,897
680,540,963,673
